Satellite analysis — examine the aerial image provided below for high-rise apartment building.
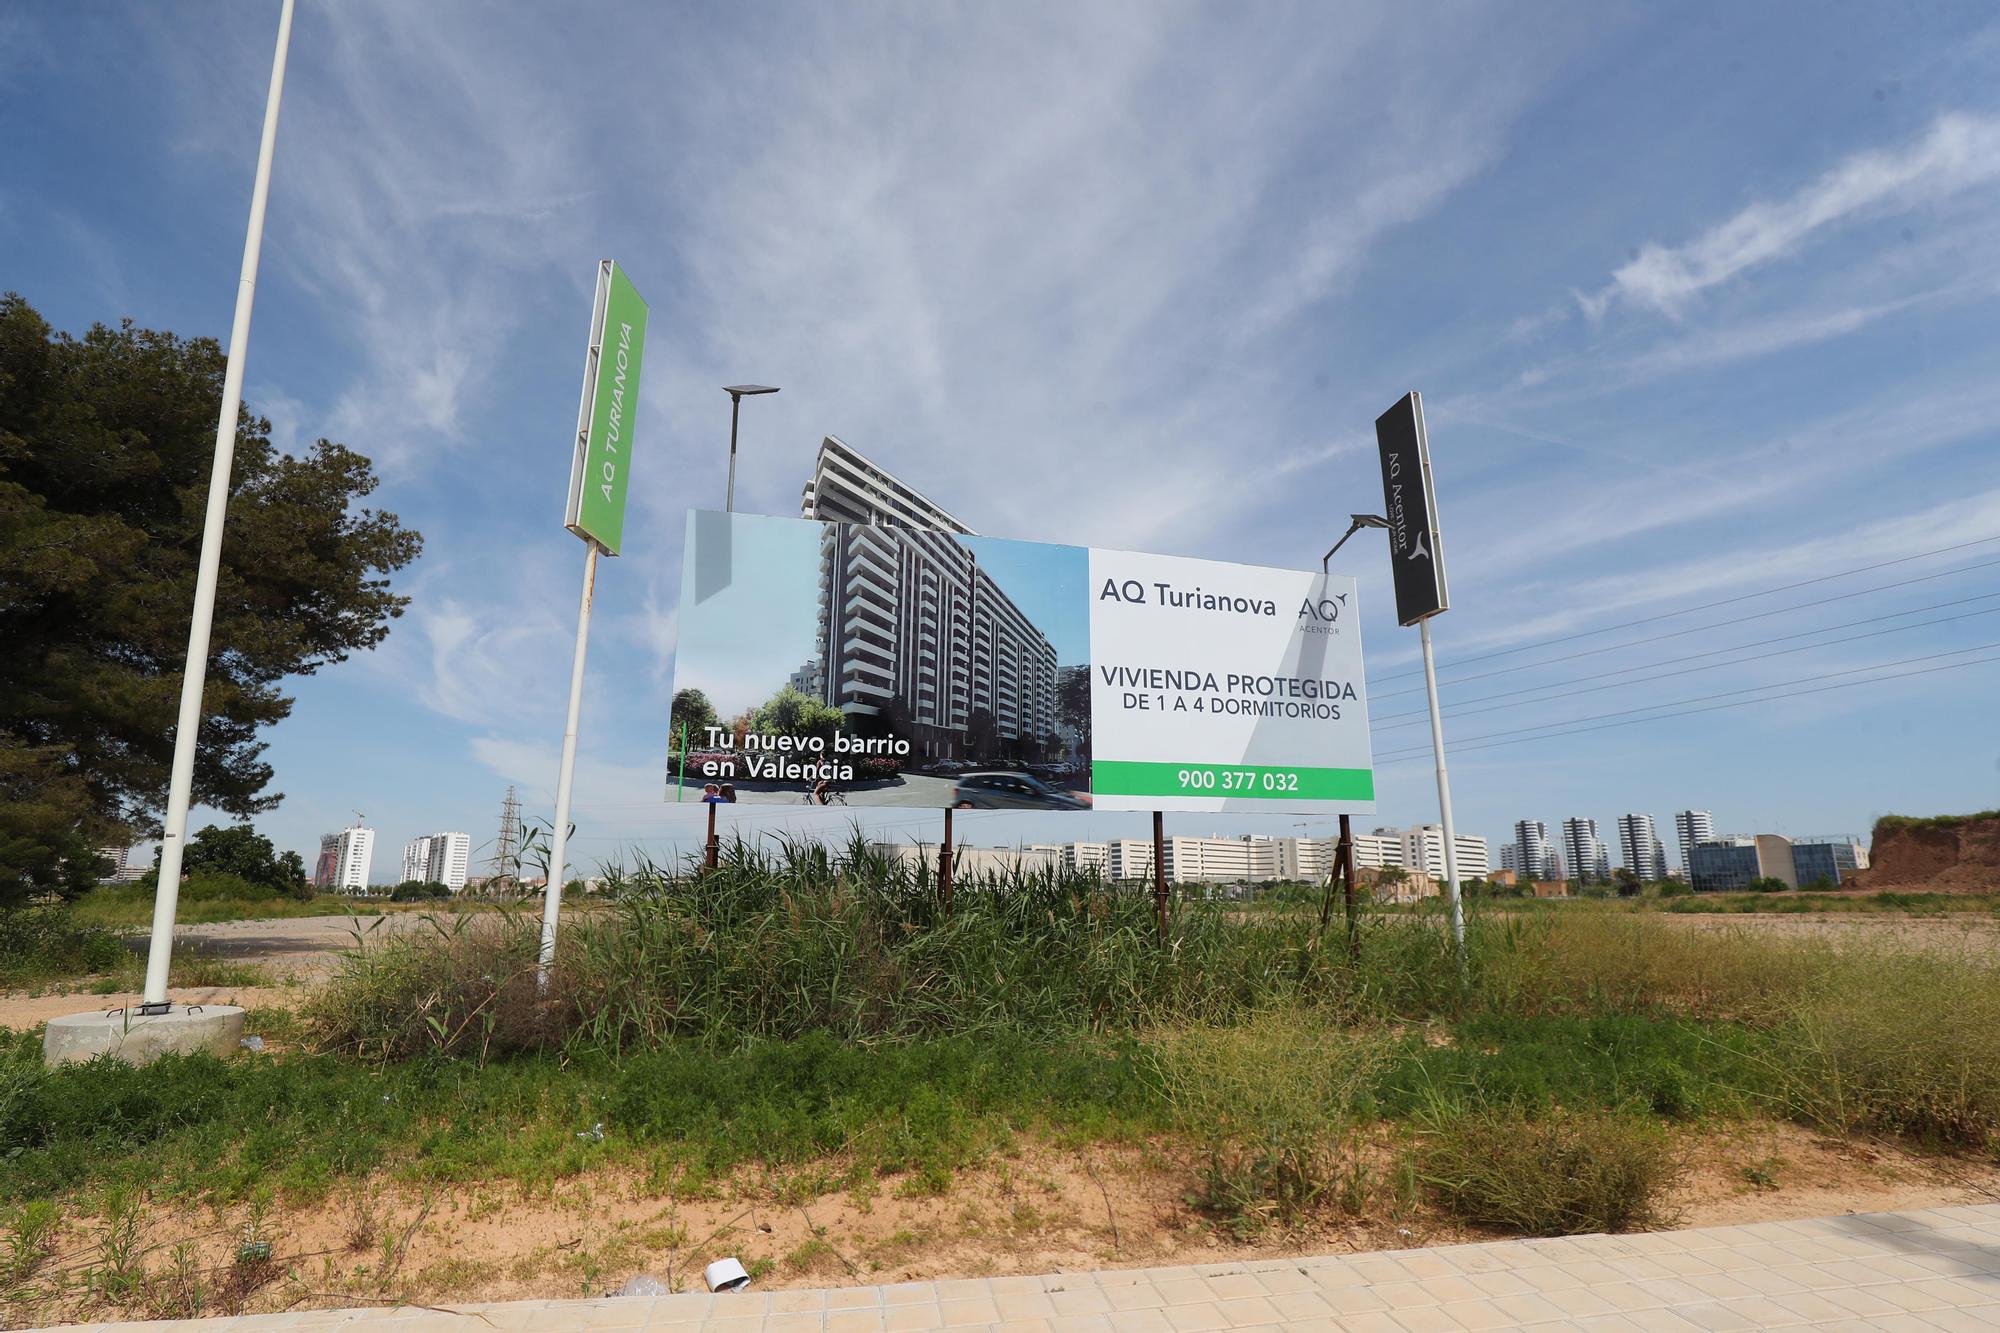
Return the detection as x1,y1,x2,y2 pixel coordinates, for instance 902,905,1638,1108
402,836,433,884
1674,809,1714,875
800,436,1058,758
1616,813,1670,881
1380,824,1490,880
1514,820,1555,879
1561,817,1611,883
403,832,472,891
317,825,374,893
1499,842,1522,875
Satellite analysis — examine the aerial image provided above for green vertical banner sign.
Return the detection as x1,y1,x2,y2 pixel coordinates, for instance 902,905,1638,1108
564,260,649,555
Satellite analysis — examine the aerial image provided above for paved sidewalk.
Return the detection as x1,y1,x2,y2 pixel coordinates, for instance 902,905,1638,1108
57,1203,2000,1332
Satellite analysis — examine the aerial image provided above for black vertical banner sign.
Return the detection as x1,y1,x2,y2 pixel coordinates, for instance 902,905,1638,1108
1375,391,1449,626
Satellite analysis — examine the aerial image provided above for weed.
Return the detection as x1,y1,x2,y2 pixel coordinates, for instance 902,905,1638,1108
148,1241,207,1319
1158,1014,1386,1234
1775,943,2000,1152
1742,1158,1781,1191
3,1200,60,1283
89,1192,146,1304
1417,1106,1683,1235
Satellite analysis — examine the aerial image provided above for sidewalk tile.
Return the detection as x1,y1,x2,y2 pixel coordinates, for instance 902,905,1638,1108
939,1298,1003,1326
994,1292,1057,1321
1928,1307,2000,1332
1160,1302,1226,1332
1103,1311,1173,1333
1432,1299,1513,1330
1382,1305,1465,1332
1209,1296,1280,1327
826,1312,888,1333
1049,1288,1112,1316
1150,1279,1216,1307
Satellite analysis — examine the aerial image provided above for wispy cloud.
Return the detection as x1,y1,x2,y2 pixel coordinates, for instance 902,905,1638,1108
1580,112,2000,319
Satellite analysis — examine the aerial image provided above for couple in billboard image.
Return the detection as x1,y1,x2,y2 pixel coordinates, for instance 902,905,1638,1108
669,510,1094,810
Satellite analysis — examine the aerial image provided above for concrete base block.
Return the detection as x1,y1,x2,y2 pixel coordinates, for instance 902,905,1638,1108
42,1003,246,1067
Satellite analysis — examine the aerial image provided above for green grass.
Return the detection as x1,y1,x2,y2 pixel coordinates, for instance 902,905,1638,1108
71,883,384,928
1874,809,2000,833
0,1022,1159,1210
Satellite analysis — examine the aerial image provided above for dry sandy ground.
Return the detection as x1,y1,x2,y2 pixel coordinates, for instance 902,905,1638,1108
1660,909,2000,954
162,910,440,975
7,1122,1996,1327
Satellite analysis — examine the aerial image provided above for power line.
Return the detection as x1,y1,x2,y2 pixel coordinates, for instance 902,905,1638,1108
1374,651,2000,768
1370,552,2000,701
1369,595,2000,732
1369,533,2000,684
1373,642,2000,763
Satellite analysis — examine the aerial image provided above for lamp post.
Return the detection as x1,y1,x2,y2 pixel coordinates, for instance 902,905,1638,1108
722,384,779,512
1323,511,1465,960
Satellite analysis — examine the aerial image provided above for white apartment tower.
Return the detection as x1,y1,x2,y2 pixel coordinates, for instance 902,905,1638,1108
1514,819,1555,880
1384,824,1491,880
404,832,472,891
800,437,1058,758
1561,817,1611,883
1616,813,1670,882
1674,809,1715,875
318,825,374,894
401,836,433,884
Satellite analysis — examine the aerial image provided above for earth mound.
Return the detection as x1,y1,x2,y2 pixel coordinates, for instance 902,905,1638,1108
1851,812,2000,894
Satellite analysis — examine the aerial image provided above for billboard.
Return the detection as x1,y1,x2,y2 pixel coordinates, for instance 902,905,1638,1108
564,260,649,555
1375,390,1449,626
669,510,1374,814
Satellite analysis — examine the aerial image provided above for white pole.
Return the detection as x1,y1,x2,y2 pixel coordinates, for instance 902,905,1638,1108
143,0,297,1008
1419,617,1466,959
537,541,599,978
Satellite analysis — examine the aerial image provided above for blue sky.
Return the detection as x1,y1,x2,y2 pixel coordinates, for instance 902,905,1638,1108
6,3,1999,878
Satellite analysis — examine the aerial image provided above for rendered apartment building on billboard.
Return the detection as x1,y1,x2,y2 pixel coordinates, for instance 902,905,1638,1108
798,436,1058,759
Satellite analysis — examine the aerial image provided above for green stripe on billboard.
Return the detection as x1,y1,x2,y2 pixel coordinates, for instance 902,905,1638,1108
1091,761,1375,801
566,261,648,555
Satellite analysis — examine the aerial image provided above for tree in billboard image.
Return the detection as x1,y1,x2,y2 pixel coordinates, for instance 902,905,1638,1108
668,688,719,756
752,687,846,748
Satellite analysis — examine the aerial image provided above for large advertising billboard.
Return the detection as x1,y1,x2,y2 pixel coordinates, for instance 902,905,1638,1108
669,511,1374,814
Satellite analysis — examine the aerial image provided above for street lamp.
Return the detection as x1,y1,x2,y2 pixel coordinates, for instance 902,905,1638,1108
722,384,779,512
1323,514,1389,571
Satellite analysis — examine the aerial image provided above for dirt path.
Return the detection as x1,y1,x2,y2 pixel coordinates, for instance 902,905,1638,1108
158,910,437,976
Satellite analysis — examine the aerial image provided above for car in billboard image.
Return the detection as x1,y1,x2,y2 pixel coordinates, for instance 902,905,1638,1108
952,770,1091,810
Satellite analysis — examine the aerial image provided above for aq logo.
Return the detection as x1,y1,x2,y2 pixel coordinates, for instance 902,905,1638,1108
1298,591,1348,624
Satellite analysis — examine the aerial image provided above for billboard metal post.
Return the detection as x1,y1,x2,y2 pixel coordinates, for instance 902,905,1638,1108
705,803,719,870
939,808,954,918
142,0,296,1010
1152,811,1168,939
541,261,648,982
536,541,596,976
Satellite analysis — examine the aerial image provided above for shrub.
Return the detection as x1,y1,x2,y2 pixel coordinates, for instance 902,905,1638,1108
0,907,125,986
1417,1106,1683,1234
310,834,1362,1058
1777,944,2000,1153
1157,1014,1387,1234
